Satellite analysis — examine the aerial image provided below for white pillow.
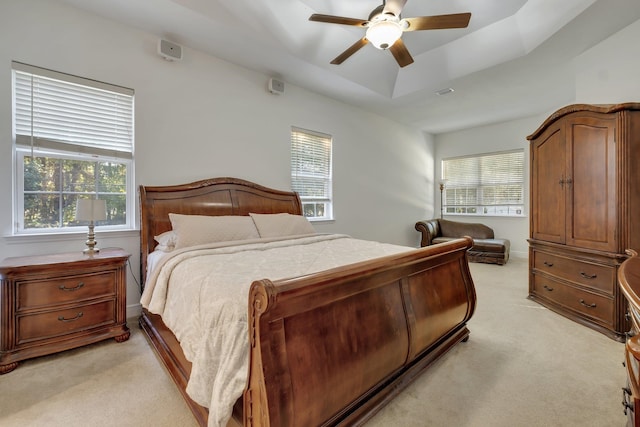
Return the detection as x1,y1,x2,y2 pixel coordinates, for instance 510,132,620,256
154,230,177,252
169,214,260,249
249,213,316,238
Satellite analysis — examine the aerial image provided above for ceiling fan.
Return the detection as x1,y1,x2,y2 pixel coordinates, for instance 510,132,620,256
309,0,471,68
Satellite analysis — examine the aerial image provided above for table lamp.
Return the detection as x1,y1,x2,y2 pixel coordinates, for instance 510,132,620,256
75,198,107,254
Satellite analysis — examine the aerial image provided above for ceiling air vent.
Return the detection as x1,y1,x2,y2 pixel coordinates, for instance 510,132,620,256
435,87,455,96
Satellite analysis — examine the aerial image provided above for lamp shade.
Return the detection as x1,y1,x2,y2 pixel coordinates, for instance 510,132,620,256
75,199,107,222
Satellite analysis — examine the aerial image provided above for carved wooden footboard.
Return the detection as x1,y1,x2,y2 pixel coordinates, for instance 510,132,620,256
245,237,476,426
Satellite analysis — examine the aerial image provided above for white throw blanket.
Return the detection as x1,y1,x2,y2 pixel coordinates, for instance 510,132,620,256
141,234,412,427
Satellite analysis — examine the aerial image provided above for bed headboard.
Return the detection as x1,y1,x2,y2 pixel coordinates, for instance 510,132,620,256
139,177,302,285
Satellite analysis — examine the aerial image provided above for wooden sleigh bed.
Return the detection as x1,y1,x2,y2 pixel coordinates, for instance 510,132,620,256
138,177,477,427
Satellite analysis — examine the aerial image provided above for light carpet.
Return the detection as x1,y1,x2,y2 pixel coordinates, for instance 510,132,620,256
0,258,627,426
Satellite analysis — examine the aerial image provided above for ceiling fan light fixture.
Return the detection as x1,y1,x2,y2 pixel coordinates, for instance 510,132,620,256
366,20,403,50
310,2,471,67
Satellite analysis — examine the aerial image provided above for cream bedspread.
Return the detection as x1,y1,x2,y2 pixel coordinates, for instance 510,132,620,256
140,234,412,427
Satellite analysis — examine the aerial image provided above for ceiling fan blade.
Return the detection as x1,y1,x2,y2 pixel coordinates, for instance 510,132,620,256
309,14,368,27
330,38,369,65
382,0,407,17
403,12,471,31
389,38,414,67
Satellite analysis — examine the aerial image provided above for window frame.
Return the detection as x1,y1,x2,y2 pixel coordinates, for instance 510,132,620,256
290,127,333,221
441,149,525,218
14,148,133,234
11,62,135,235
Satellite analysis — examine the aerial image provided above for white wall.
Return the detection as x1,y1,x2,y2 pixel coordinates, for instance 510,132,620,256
575,19,640,103
434,16,640,260
434,116,543,259
0,0,434,317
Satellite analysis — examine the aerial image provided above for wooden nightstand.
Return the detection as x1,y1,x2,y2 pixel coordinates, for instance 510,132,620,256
0,248,130,374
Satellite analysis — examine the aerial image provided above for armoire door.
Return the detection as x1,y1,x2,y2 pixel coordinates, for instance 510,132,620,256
531,121,566,243
565,115,617,252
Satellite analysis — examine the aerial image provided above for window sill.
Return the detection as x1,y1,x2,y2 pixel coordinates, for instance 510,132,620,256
309,218,335,224
3,228,140,244
444,214,527,219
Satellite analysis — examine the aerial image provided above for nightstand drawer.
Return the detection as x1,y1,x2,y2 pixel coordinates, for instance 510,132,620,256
533,250,615,293
17,300,116,344
17,271,116,310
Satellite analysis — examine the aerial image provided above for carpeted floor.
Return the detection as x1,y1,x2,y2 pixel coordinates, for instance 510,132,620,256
0,257,627,426
368,258,626,427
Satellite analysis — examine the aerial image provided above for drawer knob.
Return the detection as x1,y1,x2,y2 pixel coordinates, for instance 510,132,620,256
59,282,85,291
543,261,554,267
579,299,597,309
580,271,597,280
543,285,554,291
58,312,84,322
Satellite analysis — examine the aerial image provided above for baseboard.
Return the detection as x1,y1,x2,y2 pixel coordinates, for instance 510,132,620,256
510,250,528,259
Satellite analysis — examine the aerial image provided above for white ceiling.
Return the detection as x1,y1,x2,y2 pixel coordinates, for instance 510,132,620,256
58,0,640,133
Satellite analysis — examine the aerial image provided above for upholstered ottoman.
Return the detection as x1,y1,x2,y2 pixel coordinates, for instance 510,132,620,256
465,238,510,265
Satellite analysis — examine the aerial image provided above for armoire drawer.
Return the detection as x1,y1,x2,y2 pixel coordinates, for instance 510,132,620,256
532,250,615,294
16,271,116,311
531,274,614,326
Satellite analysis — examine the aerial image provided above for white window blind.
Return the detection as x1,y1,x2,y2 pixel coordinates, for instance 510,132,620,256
291,127,333,220
13,61,134,159
11,62,134,233
442,150,524,216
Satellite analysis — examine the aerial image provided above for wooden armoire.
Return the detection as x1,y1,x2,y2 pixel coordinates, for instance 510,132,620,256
527,103,640,341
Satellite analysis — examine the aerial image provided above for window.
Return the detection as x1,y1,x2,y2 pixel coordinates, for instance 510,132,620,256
442,150,524,217
291,127,333,220
12,62,134,233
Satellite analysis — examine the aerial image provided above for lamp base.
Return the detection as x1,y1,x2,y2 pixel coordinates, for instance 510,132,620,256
83,222,99,254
